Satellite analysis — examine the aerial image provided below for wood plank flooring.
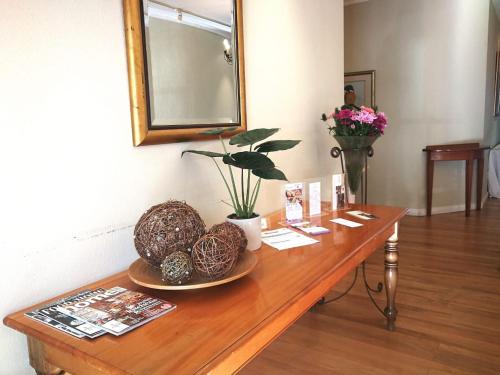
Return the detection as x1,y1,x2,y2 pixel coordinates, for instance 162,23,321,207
241,199,500,375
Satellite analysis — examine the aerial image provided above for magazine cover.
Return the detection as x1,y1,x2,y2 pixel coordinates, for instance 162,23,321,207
25,311,85,338
57,286,176,336
35,289,107,339
331,174,346,210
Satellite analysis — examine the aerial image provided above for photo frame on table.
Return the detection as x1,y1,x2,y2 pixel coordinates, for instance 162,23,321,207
494,51,500,116
344,70,376,108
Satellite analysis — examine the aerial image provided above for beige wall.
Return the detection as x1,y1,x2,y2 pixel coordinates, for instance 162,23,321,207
0,0,343,373
147,19,237,125
345,0,490,214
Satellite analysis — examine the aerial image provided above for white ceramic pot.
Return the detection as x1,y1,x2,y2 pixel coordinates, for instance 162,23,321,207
226,214,262,251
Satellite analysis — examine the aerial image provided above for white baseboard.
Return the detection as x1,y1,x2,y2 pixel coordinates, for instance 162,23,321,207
407,194,489,216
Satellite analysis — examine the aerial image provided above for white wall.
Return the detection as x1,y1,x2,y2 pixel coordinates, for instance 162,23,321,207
0,0,344,373
345,0,490,213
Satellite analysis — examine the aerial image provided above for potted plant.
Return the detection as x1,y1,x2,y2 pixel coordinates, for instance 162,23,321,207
182,128,300,250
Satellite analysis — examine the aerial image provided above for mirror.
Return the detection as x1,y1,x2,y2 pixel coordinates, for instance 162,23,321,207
124,0,246,146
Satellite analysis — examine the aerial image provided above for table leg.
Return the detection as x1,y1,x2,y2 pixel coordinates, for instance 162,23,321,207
476,157,484,210
384,223,399,331
426,155,434,216
28,337,68,375
465,159,473,216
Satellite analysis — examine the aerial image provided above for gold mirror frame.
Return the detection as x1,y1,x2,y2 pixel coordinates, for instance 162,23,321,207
123,0,247,146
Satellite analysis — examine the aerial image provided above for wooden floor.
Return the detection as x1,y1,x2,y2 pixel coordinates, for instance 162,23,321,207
242,199,500,375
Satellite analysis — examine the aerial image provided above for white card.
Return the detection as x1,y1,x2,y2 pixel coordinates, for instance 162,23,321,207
330,218,363,228
309,182,321,216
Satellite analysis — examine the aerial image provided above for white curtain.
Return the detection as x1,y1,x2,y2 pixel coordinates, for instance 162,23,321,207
488,144,500,198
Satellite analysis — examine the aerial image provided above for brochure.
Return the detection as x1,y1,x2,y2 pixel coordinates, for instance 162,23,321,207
332,174,346,210
284,182,304,222
308,182,322,216
262,228,319,250
291,222,330,235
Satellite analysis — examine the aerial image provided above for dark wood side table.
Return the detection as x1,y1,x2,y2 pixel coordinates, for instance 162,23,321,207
423,143,489,217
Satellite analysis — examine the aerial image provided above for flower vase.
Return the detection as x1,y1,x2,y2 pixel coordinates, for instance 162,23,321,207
334,135,379,200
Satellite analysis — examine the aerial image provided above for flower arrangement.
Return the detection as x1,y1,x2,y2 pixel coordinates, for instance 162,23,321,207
321,106,388,136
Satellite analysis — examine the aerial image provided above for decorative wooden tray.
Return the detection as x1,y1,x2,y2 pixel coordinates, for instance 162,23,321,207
128,251,258,290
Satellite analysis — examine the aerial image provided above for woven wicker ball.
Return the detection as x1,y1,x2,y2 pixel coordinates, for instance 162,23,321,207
161,251,194,285
134,200,206,267
209,222,247,253
192,234,238,280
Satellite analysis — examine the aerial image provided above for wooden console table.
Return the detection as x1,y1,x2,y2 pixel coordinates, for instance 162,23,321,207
423,143,488,216
4,204,406,375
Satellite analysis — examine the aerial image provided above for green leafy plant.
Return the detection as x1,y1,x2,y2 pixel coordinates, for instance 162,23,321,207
182,128,300,219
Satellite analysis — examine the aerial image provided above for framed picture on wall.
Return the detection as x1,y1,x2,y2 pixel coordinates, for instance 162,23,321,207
344,70,376,108
494,52,500,116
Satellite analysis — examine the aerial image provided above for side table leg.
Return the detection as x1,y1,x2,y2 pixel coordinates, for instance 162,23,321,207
465,159,473,216
384,223,399,331
426,155,434,216
28,337,68,375
477,157,484,210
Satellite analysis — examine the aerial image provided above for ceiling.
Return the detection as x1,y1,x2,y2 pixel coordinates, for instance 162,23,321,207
152,0,233,25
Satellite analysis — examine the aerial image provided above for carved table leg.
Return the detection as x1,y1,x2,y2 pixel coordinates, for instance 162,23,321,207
28,337,68,375
384,222,399,331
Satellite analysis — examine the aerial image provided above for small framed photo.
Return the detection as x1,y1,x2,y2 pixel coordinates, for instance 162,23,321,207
344,70,376,108
283,182,304,223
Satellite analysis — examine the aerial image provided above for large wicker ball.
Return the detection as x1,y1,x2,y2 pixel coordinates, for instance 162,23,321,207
209,222,247,253
161,251,194,285
134,200,206,267
192,234,238,280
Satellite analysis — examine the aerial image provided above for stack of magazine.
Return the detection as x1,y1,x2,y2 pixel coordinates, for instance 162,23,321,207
25,286,176,338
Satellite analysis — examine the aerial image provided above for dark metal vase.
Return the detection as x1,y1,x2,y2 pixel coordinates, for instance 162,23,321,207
333,135,379,196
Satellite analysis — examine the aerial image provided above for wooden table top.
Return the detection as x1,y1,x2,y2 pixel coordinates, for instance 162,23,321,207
4,204,407,375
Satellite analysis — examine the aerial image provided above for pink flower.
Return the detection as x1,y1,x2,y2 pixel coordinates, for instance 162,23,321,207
351,109,377,124
326,112,335,120
361,106,375,114
335,109,353,120
350,124,356,129
373,112,388,134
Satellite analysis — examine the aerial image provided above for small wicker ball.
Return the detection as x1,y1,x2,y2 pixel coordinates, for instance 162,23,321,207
192,234,238,280
134,200,206,267
209,222,247,253
161,251,194,285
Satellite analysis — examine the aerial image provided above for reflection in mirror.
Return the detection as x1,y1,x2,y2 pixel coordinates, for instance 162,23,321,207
143,0,240,128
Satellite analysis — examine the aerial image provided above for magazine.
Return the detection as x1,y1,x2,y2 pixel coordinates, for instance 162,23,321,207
25,311,85,338
57,286,176,336
34,289,107,339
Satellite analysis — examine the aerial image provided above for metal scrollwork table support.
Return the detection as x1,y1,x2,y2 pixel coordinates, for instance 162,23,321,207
315,145,399,331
